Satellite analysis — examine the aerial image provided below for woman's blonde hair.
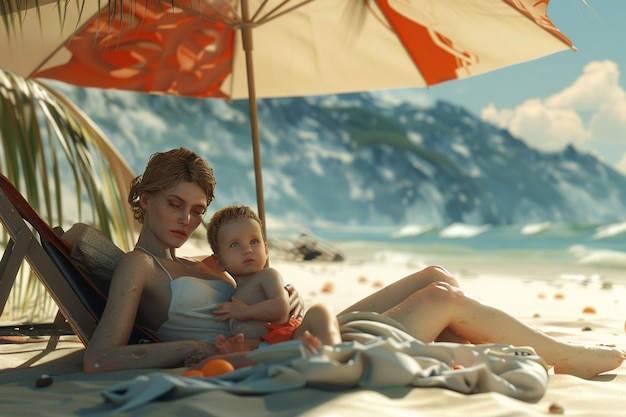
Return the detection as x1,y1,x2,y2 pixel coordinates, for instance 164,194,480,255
128,148,216,223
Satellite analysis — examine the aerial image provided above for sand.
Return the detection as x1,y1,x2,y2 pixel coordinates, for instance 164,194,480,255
1,258,625,416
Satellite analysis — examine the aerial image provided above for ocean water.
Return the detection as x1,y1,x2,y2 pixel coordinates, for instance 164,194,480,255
294,221,626,286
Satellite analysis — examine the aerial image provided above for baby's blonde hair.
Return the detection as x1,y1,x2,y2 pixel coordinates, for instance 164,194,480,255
207,205,264,255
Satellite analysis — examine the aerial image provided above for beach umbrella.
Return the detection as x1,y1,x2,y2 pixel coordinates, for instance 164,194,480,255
0,0,574,229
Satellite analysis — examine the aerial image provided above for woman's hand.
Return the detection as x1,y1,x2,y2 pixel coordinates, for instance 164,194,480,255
285,284,305,320
215,333,256,354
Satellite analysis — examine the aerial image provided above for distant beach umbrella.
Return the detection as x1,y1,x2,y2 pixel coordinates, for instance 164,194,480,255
0,0,574,229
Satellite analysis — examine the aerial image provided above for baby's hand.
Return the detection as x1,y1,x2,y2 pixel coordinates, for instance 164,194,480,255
214,297,249,321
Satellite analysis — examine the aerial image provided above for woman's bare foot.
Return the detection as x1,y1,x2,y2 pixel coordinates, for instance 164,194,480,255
552,344,625,379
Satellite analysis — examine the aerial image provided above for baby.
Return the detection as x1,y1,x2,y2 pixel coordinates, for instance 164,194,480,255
207,205,341,352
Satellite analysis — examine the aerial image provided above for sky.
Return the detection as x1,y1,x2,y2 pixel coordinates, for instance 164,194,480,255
381,0,626,173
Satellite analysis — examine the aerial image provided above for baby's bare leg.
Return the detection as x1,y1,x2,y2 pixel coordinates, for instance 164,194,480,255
384,281,625,379
294,303,341,346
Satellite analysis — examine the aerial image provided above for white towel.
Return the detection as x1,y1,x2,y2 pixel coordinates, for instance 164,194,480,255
102,311,548,414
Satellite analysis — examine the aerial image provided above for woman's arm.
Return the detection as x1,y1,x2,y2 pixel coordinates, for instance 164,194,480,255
83,252,219,373
84,336,220,373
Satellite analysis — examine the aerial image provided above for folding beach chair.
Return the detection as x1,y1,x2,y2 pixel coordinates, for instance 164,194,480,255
0,173,156,346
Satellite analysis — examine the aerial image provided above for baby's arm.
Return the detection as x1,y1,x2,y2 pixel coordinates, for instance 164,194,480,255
215,268,290,322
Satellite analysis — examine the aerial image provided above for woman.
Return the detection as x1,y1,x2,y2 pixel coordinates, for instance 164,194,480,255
84,148,624,379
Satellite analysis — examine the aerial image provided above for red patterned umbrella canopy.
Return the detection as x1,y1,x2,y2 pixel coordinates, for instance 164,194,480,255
1,0,573,227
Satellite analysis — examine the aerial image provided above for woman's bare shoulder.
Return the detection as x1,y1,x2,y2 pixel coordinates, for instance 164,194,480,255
117,248,151,266
112,249,157,282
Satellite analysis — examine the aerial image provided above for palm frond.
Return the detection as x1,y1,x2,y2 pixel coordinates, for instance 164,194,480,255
1,0,89,31
0,68,136,323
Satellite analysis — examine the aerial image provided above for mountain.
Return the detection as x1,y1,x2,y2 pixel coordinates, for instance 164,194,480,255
51,83,626,228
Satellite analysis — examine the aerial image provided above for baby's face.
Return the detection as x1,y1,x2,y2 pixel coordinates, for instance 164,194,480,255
217,219,267,276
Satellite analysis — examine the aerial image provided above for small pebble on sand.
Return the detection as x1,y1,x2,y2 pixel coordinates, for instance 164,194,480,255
321,282,334,293
35,374,53,388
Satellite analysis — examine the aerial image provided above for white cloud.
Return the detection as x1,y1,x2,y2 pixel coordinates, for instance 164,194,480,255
481,98,588,152
546,61,622,111
588,89,626,144
481,60,626,167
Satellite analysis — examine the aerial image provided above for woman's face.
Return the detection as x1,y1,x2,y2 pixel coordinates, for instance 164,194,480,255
217,218,268,277
141,181,208,249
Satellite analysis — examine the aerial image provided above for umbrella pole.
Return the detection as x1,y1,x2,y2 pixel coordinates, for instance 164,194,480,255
241,0,267,239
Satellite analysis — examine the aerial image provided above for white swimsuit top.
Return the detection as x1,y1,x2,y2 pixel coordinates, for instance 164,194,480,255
136,247,235,343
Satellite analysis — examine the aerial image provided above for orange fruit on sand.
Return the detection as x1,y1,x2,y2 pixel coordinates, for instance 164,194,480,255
182,369,205,377
201,359,235,377
321,282,334,293
582,306,597,314
554,293,565,300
